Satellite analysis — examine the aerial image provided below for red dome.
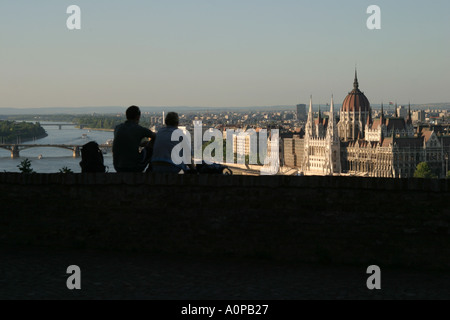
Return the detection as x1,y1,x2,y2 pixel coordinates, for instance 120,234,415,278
341,72,371,113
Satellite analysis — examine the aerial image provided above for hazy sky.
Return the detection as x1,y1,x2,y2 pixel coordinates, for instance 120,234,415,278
1,0,449,108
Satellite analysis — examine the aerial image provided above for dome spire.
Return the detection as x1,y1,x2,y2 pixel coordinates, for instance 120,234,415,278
353,68,359,89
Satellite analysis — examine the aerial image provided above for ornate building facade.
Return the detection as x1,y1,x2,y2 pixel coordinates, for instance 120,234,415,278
283,72,450,178
302,96,341,175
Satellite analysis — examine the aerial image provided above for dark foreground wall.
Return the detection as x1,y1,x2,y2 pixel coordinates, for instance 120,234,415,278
1,173,449,270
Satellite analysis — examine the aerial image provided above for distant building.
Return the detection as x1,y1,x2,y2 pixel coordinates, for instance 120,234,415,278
233,129,249,158
296,104,307,121
397,105,408,119
412,110,426,122
283,135,304,168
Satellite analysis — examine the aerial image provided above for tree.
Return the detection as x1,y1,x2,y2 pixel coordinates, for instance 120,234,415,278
413,162,437,179
59,167,74,174
447,171,450,179
17,159,35,174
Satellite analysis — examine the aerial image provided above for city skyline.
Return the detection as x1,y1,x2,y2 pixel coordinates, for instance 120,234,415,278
1,0,450,108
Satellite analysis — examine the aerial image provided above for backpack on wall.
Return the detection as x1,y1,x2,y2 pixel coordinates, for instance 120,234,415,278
79,141,106,173
196,161,233,175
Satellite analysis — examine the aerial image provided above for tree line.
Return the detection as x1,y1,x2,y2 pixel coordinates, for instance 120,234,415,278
76,115,153,129
0,121,47,143
3,114,155,130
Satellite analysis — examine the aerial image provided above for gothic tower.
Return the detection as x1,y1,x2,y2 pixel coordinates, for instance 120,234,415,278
326,96,341,174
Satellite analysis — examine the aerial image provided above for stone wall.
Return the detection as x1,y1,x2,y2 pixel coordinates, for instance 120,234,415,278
0,173,449,270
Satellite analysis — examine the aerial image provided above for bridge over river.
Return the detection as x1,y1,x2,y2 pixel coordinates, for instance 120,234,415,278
39,123,88,130
0,144,111,159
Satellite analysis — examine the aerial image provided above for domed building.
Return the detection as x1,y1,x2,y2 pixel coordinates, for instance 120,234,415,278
283,69,450,178
338,70,373,141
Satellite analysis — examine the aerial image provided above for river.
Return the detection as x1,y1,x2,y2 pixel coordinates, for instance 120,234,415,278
0,122,114,173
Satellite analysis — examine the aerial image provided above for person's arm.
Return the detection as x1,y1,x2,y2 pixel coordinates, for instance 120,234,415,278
141,126,156,140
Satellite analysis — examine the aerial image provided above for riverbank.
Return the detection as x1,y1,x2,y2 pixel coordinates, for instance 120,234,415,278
76,127,114,132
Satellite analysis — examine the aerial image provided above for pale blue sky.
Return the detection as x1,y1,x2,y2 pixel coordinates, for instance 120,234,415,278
0,0,449,108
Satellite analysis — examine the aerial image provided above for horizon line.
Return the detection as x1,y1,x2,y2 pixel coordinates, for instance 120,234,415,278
1,102,450,110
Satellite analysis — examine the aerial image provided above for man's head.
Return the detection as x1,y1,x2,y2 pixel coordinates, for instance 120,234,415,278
165,112,179,127
126,105,141,122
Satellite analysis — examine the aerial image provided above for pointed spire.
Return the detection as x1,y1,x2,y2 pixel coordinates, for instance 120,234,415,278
407,102,412,124
328,95,338,142
353,68,359,89
307,95,314,137
318,105,322,124
381,103,385,124
395,102,398,118
330,94,334,114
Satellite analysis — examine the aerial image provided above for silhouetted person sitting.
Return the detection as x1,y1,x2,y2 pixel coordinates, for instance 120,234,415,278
152,112,190,174
113,105,155,173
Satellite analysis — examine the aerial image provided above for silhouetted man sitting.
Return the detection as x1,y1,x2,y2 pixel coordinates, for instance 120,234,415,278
152,112,191,174
113,105,155,173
